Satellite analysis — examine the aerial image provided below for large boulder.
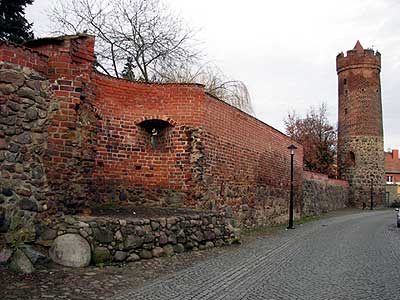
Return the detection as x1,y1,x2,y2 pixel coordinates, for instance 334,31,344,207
49,234,91,267
8,249,34,274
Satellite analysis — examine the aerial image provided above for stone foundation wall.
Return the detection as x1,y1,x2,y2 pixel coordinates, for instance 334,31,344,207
0,62,53,244
338,136,385,207
301,171,349,216
192,95,304,228
0,211,239,270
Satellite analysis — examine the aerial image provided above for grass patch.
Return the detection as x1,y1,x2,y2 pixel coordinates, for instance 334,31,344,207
241,223,286,237
241,214,324,237
296,214,322,225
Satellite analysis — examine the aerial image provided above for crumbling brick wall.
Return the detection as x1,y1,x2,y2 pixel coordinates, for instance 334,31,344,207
195,94,304,226
24,35,99,213
1,35,356,229
90,73,206,206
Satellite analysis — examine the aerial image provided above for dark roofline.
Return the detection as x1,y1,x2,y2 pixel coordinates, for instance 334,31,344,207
0,40,49,58
93,70,205,88
23,33,93,47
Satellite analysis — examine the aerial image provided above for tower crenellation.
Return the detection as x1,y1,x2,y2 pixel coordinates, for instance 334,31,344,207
336,41,385,207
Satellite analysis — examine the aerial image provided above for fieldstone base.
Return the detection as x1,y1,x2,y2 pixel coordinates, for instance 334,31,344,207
37,210,240,267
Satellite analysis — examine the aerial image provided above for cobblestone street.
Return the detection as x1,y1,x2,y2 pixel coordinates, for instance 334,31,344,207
114,210,400,300
2,210,400,300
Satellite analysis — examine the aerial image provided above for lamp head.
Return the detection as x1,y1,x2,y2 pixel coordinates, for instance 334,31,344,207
288,144,297,155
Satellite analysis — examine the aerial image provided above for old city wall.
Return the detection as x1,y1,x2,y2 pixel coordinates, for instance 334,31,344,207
198,94,304,227
0,42,53,244
0,35,351,233
90,73,206,207
302,171,349,216
25,36,99,213
0,36,101,248
90,77,306,227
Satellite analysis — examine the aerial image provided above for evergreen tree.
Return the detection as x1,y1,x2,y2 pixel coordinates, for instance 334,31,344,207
0,0,34,44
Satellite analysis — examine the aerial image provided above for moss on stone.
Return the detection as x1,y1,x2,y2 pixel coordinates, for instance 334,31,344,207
92,247,112,265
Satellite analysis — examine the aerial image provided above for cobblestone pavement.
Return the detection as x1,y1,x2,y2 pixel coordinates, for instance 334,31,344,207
0,245,232,300
113,210,400,300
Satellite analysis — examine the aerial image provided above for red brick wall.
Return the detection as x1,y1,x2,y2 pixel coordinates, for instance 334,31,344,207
304,171,349,187
198,95,304,225
22,35,98,212
90,73,206,205
0,41,48,73
202,95,303,185
1,35,310,226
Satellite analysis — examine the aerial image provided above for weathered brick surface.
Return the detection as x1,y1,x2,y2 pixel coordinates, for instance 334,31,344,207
24,35,98,213
0,41,48,74
336,42,385,207
1,34,355,231
195,95,304,226
88,75,304,226
90,74,206,206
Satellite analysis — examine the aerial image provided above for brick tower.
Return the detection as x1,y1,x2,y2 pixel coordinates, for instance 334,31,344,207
336,41,385,207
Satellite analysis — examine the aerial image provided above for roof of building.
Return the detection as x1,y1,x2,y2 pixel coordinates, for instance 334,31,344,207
385,150,400,173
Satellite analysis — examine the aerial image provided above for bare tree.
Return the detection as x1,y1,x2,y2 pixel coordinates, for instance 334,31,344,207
285,103,337,176
50,0,199,81
50,0,253,113
160,63,254,115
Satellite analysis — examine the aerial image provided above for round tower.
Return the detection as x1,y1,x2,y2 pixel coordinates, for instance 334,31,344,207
336,41,385,207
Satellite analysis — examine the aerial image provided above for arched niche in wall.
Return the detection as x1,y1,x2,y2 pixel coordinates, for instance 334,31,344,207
135,117,176,151
347,151,356,167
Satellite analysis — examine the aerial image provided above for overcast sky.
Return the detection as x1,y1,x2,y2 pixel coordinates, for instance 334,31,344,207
26,0,400,150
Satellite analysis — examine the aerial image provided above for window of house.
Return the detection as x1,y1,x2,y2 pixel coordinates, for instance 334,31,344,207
387,175,394,184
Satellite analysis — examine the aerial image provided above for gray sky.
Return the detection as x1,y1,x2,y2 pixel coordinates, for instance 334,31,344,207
26,0,400,150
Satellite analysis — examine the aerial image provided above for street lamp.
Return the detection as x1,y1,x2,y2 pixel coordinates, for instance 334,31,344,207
288,144,297,229
370,175,374,210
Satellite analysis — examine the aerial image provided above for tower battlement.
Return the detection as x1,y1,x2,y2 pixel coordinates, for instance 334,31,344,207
336,41,381,73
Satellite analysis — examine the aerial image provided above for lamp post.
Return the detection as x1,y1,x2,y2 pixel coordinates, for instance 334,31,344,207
288,144,297,229
370,175,374,210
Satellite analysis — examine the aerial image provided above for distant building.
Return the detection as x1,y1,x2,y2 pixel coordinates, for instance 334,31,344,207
385,149,400,183
385,149,400,206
